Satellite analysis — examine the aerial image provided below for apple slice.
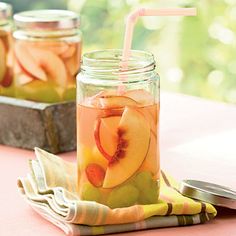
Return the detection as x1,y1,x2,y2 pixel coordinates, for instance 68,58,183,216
0,39,7,82
98,95,138,109
94,115,121,160
29,47,67,88
102,107,151,188
124,89,155,106
14,42,47,81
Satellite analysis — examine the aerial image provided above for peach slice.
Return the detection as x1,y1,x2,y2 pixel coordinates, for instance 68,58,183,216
98,95,138,109
94,115,121,160
0,39,6,82
29,47,67,88
102,107,151,188
124,89,155,106
17,74,34,85
14,42,47,81
30,41,69,55
60,45,76,58
139,132,159,177
64,55,80,76
1,67,13,87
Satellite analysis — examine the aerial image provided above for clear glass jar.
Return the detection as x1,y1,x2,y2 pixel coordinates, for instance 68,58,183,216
76,49,160,208
13,10,82,103
0,2,14,97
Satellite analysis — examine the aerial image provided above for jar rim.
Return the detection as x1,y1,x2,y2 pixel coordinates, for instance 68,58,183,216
14,10,80,30
0,2,12,21
82,49,156,76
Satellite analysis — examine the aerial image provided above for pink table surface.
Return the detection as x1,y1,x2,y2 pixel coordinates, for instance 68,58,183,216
0,91,236,236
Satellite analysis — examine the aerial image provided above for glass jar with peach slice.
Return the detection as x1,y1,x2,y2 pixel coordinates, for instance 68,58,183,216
13,10,82,103
77,50,160,208
0,3,14,97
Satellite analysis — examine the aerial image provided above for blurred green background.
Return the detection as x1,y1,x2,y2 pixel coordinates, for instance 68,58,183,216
5,0,236,104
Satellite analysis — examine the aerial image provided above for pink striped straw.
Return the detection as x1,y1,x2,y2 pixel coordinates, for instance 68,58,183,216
118,7,197,94
122,8,197,61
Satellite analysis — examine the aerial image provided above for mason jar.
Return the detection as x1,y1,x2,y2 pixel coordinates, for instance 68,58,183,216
13,10,82,103
0,2,14,97
76,49,160,208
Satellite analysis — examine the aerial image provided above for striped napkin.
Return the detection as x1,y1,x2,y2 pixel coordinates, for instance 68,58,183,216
17,148,217,235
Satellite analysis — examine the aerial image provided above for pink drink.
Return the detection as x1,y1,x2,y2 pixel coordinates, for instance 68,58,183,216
77,50,160,208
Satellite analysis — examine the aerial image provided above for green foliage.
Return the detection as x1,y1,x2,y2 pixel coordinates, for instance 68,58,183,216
6,0,236,103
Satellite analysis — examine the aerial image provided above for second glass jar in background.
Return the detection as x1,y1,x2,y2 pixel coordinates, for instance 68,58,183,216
0,2,14,97
77,49,160,208
13,10,82,103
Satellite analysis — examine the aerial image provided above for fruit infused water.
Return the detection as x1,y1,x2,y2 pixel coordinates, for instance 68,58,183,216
0,3,14,97
77,50,160,208
13,10,81,103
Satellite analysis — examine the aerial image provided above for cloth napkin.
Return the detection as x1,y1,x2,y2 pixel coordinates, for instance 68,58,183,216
17,148,217,235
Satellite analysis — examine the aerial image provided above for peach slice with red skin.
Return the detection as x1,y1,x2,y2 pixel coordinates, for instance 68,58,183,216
29,47,67,88
94,106,151,188
14,42,47,81
14,41,67,87
94,115,121,161
124,89,155,106
1,67,13,87
98,95,138,109
0,39,7,82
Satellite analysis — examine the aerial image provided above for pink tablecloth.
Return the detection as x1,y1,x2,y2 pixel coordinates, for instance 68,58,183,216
0,91,236,236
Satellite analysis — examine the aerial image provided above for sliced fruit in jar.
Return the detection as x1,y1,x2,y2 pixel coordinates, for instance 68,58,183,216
60,44,76,58
64,55,80,76
134,171,159,204
139,132,159,177
85,163,105,187
14,42,47,81
15,80,61,103
124,89,155,106
98,95,138,109
30,41,69,55
17,74,34,85
0,39,7,82
94,115,121,160
102,107,151,188
107,184,139,209
1,67,13,87
80,183,101,202
29,47,67,88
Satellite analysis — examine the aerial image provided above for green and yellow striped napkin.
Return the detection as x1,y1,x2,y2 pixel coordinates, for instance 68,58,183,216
17,148,217,235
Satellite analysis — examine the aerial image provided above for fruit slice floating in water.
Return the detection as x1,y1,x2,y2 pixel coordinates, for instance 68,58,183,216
29,47,67,88
18,74,34,85
30,41,69,55
98,95,138,109
124,89,155,106
14,42,47,81
139,132,159,177
0,39,6,82
85,163,105,187
94,115,121,161
100,107,151,188
1,67,13,87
